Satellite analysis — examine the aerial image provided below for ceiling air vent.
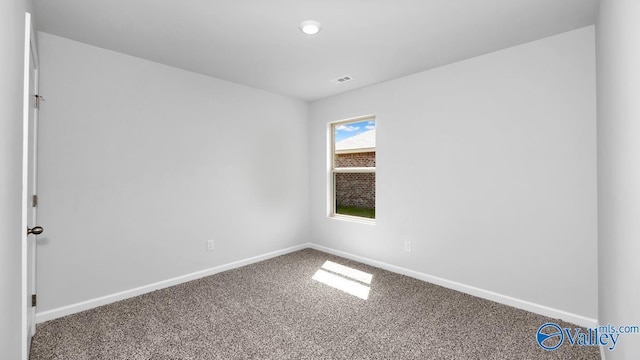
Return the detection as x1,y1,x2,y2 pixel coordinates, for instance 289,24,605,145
332,75,354,85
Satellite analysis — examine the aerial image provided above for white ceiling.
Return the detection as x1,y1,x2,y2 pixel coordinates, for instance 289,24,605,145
34,0,598,101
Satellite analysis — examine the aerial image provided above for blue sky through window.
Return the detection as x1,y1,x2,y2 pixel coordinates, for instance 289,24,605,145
334,120,376,143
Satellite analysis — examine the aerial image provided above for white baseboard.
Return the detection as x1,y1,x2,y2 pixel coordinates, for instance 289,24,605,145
37,242,598,330
36,243,310,324
308,243,598,329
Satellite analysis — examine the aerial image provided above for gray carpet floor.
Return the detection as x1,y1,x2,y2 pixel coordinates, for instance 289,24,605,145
30,249,600,359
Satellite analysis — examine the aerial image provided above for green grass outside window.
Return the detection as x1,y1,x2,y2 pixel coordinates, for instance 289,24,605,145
336,206,375,219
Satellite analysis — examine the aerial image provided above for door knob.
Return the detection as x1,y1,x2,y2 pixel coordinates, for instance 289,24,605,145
27,226,43,235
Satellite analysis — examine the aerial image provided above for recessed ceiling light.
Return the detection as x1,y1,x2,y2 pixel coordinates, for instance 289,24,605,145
300,20,321,35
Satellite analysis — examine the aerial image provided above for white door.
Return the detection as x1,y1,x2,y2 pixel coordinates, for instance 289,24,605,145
22,12,40,360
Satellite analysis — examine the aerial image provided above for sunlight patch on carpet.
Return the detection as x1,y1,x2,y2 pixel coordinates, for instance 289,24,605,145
321,260,373,284
312,261,372,300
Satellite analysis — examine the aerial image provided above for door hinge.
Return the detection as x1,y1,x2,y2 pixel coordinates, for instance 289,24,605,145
32,194,38,208
31,294,36,307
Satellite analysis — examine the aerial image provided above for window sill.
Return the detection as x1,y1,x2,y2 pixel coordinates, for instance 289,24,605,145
329,214,376,225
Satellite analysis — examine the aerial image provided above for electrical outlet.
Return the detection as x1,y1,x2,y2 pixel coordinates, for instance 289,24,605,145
207,240,215,251
404,240,412,252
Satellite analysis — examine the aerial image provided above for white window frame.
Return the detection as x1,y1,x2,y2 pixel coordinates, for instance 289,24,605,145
328,115,376,224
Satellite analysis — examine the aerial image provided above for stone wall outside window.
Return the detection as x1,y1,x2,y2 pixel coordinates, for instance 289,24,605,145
335,151,375,209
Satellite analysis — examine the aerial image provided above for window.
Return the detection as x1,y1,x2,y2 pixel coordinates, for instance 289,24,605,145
330,116,376,221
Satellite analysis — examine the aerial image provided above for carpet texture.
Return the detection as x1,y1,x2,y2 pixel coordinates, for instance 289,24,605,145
30,249,600,359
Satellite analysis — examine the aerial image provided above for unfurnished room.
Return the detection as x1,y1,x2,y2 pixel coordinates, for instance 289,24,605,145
1,1,639,359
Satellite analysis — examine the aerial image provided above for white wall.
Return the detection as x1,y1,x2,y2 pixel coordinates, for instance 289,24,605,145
36,32,309,313
0,0,33,358
597,1,640,358
309,27,597,321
